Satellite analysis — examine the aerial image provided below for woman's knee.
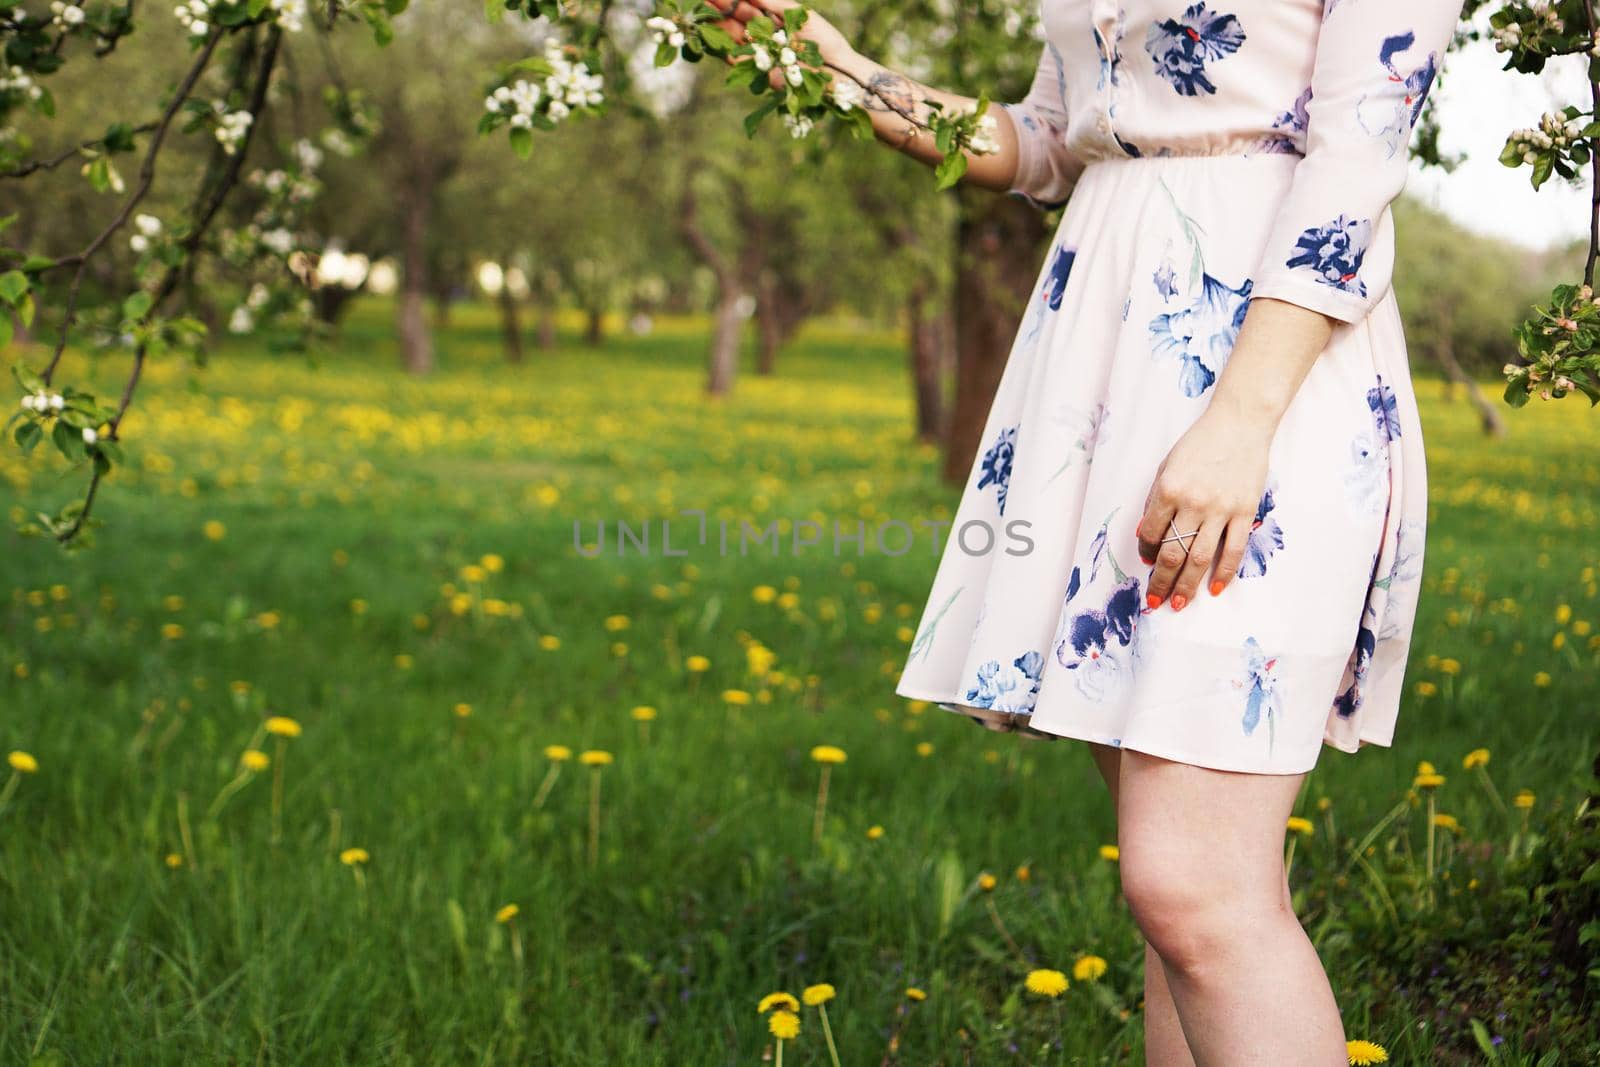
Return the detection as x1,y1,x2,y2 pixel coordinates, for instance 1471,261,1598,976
1119,843,1286,976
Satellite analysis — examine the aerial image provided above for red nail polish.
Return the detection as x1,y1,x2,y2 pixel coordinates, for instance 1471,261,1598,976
1146,592,1162,610
1171,594,1187,612
1209,580,1224,596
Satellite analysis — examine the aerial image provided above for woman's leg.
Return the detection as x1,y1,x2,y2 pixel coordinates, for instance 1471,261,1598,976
1086,744,1195,1067
1115,750,1347,1067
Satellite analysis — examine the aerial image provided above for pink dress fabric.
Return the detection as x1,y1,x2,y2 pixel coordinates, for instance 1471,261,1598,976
894,0,1455,774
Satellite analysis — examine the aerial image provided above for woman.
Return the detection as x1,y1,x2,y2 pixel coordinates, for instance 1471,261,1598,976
715,0,1451,1062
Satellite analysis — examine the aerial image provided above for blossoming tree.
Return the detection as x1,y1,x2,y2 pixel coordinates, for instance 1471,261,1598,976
2,0,1598,543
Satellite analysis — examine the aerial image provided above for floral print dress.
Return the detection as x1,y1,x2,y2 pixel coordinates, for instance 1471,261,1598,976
894,0,1455,775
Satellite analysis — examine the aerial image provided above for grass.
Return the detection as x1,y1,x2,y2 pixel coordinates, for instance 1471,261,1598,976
1,299,1597,1064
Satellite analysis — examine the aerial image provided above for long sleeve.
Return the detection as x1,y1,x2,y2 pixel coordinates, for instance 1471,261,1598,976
1249,2,1463,324
997,41,1087,211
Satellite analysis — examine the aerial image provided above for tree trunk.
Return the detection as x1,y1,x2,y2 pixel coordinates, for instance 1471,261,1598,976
1427,304,1505,437
679,180,746,397
755,273,781,377
907,282,947,443
498,286,525,364
397,181,434,376
943,191,1050,483
584,307,605,347
537,303,557,349
707,290,743,397
314,286,359,326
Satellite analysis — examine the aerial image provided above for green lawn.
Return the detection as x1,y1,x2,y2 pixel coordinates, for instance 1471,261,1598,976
2,301,1596,1064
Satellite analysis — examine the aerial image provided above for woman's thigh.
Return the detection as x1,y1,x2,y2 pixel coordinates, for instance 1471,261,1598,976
1116,749,1305,902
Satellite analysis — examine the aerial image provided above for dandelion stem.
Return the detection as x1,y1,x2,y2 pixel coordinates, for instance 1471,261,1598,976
984,897,1029,968
205,768,255,820
1284,835,1298,883
352,866,368,916
532,764,561,810
1475,765,1508,819
270,737,286,846
775,1038,783,1067
0,770,19,817
812,764,831,846
177,792,196,872
587,767,602,868
818,1004,842,1067
1424,791,1437,909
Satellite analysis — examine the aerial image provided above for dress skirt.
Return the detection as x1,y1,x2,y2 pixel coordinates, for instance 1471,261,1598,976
894,153,1428,776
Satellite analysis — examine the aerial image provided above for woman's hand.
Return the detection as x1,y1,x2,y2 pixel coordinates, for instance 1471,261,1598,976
1134,404,1274,612
707,0,856,83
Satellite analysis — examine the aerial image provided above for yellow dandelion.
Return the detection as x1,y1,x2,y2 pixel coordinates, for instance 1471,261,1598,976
339,847,369,866
1432,813,1460,832
394,654,413,670
752,585,778,603
1413,771,1445,789
538,634,561,651
1073,955,1108,982
915,741,934,757
203,520,227,541
495,903,520,923
978,872,997,892
265,716,302,738
603,614,630,632
1533,671,1552,688
905,987,927,1001
1016,864,1031,881
453,702,472,719
685,655,710,672
1317,796,1333,811
161,623,184,640
164,852,184,869
579,749,614,767
460,564,487,583
1099,844,1120,862
1024,969,1069,997
1514,789,1535,809
722,689,752,705
545,744,572,761
866,825,885,840
802,983,835,1006
1555,603,1572,624
8,750,39,774
768,1009,800,1040
351,598,369,615
758,992,800,1014
810,745,847,764
1438,657,1460,675
631,705,657,721
1286,816,1315,836
1462,748,1489,769
240,749,270,772
1346,1039,1389,1065
256,611,281,629
480,553,505,573
1415,680,1438,697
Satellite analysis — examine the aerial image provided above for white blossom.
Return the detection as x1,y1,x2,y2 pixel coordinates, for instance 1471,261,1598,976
50,2,86,29
215,107,254,155
134,213,163,237
81,426,97,445
229,305,255,333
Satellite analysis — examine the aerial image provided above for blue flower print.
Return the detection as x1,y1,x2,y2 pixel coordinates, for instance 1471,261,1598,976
1345,427,1387,515
1237,485,1284,579
1285,215,1372,296
1148,272,1254,397
1333,624,1376,718
1368,376,1401,440
1153,260,1179,302
1145,4,1247,97
965,651,1045,713
1235,636,1282,745
1357,33,1439,157
1093,9,1127,91
1056,577,1144,702
1043,244,1077,311
976,426,1018,515
1375,518,1425,643
1259,86,1311,154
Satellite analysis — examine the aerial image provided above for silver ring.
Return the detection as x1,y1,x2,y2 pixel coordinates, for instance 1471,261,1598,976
1161,517,1198,553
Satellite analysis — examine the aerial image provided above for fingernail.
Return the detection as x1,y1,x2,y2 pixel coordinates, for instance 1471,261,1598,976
1209,579,1224,596
1171,594,1187,612
1146,592,1162,610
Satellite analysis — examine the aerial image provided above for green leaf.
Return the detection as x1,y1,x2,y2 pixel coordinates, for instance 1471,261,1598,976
123,290,154,321
742,96,780,139
934,151,968,191
13,420,41,455
509,127,533,160
1468,1018,1498,1060
0,270,27,305
698,22,734,51
11,363,44,393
